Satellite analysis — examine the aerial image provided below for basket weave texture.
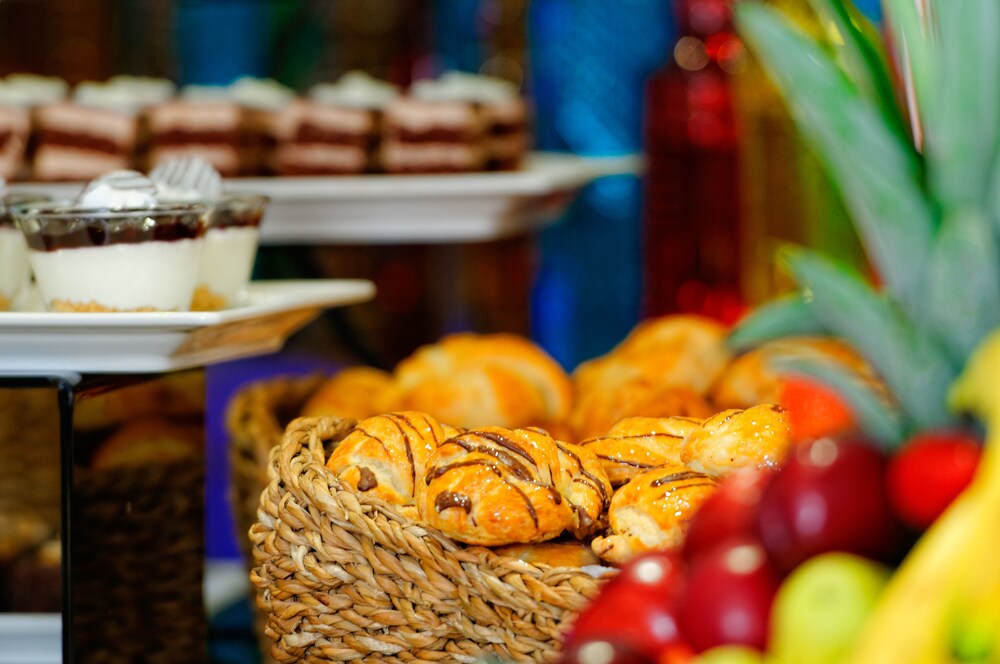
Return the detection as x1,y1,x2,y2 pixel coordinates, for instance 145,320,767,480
250,415,605,663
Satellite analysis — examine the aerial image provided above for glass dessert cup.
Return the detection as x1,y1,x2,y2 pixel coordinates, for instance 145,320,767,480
0,193,51,311
12,202,210,312
190,193,268,311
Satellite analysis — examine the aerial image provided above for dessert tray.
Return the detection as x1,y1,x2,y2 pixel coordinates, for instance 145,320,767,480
0,279,375,374
12,151,642,244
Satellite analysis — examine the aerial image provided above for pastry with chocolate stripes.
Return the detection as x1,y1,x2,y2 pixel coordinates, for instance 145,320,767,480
591,463,719,564
681,403,791,477
418,426,611,546
325,411,461,520
579,415,703,486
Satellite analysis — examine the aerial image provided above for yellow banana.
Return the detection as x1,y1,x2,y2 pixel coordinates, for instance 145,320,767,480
848,329,1000,664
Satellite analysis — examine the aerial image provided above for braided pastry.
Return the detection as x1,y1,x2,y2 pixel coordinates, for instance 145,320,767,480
591,464,719,565
326,411,460,519
418,426,591,546
554,439,612,539
393,333,572,431
681,403,791,477
579,415,703,486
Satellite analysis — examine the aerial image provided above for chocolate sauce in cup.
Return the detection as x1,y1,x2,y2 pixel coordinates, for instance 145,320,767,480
11,201,210,312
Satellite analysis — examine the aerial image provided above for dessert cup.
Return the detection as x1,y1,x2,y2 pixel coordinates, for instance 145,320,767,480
12,202,209,312
0,193,49,311
190,193,267,311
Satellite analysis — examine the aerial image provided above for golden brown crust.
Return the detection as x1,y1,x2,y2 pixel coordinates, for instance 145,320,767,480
301,366,398,419
579,415,703,486
554,440,612,539
418,426,573,546
567,315,730,441
591,463,719,565
492,540,601,568
326,411,457,513
709,336,880,410
393,332,572,430
90,418,203,469
681,403,791,476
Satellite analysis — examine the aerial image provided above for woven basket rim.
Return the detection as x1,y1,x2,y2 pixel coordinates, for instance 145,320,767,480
251,414,607,663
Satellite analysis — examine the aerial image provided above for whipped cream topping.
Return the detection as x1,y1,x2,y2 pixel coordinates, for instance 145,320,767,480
105,75,177,103
179,84,234,103
413,71,518,105
309,71,400,110
0,82,44,108
3,74,69,105
149,156,223,202
76,170,159,209
228,77,295,111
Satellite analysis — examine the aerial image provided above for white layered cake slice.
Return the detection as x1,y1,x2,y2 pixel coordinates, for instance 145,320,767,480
146,88,243,177
379,81,487,174
275,72,399,176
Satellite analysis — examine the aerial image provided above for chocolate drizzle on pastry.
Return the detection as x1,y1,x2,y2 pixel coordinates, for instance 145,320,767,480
356,466,378,491
435,490,472,514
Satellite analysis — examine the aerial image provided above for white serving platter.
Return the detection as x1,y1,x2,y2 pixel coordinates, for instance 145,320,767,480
0,279,374,374
10,152,642,245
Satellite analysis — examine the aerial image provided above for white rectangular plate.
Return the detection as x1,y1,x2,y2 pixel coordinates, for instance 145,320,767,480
0,279,375,374
11,152,641,244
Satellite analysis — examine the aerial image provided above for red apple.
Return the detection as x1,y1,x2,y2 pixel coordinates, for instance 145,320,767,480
676,537,780,652
886,428,983,531
682,468,773,562
557,639,657,664
564,552,689,661
755,436,907,573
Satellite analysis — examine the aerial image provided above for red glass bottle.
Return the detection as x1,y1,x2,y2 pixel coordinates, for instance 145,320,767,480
641,0,746,324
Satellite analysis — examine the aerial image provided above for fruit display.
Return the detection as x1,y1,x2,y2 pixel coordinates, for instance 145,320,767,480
554,0,1000,661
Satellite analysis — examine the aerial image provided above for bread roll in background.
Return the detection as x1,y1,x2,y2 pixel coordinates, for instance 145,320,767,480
89,418,203,470
393,332,572,431
568,315,730,441
301,366,397,419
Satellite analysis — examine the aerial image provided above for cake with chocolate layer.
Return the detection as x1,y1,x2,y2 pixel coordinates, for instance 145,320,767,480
436,72,531,170
146,86,243,177
0,89,31,181
379,78,488,174
228,77,296,175
275,72,399,175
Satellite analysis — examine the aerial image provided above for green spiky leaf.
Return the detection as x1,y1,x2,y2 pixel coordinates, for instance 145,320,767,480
804,0,908,140
782,247,958,433
770,354,905,447
735,2,936,324
727,294,824,351
922,1,1000,210
925,208,1000,362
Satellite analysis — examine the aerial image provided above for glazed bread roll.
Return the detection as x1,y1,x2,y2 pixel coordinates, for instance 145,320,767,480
568,315,730,441
326,411,460,519
418,426,574,546
90,419,203,469
681,403,791,476
554,439,613,539
301,366,397,419
591,464,719,565
709,336,882,410
579,415,703,486
393,333,572,431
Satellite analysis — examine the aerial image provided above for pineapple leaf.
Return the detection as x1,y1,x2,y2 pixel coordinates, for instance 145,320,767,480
925,207,1000,362
921,1,1000,211
770,354,905,447
782,247,958,433
726,294,824,351
880,0,932,142
804,0,909,141
735,2,936,324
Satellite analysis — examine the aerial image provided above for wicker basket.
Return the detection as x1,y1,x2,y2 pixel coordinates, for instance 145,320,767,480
226,374,328,564
250,415,605,664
